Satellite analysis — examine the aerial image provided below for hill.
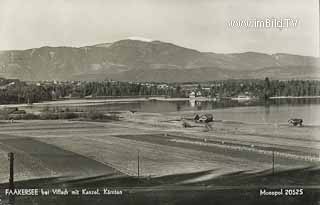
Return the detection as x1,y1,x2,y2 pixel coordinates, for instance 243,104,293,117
0,39,318,82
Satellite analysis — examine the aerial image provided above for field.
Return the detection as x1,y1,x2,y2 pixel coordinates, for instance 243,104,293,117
0,108,319,185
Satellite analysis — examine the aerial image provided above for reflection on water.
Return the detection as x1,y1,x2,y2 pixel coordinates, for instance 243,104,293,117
82,98,320,125
189,99,195,107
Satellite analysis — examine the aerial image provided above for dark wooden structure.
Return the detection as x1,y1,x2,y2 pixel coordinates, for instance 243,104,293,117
195,114,213,123
288,118,303,126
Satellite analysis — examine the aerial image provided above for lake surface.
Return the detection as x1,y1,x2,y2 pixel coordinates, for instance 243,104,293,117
83,98,320,125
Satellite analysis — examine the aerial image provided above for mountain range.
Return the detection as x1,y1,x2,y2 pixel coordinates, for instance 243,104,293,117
0,39,319,82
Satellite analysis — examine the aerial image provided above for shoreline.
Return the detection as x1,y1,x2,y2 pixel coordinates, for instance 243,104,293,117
0,97,211,108
0,95,319,109
270,96,320,99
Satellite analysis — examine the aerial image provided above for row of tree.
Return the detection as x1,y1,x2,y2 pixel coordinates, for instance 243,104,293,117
0,78,320,104
205,78,320,99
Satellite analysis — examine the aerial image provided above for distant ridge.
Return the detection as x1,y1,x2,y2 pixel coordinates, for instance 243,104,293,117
0,39,318,82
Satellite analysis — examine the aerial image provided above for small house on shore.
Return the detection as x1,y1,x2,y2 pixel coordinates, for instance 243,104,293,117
189,91,196,98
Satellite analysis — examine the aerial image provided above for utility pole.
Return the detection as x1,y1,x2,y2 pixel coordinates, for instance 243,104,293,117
8,152,14,191
137,150,140,178
272,149,275,175
272,123,277,175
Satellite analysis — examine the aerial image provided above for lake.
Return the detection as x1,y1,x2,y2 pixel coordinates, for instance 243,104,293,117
82,98,320,125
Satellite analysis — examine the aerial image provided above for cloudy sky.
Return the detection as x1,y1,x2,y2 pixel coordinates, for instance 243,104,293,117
0,0,318,56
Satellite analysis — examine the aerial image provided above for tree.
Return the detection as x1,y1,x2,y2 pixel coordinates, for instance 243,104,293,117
264,77,271,99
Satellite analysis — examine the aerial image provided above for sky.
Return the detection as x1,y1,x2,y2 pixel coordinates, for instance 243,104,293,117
0,0,319,57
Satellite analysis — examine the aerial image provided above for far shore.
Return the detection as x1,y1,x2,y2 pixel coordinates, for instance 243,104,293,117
269,96,320,99
0,97,151,108
0,96,212,108
0,95,319,109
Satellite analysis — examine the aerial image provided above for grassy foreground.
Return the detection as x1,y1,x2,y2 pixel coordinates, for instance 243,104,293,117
0,167,319,205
